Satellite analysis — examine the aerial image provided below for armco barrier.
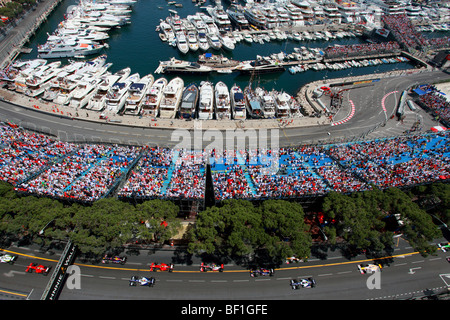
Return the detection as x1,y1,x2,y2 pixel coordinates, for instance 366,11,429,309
41,240,77,300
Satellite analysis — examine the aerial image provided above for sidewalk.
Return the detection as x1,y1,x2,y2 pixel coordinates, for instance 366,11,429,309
0,0,64,68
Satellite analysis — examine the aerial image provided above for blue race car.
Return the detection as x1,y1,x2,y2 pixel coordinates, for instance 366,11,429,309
290,278,316,289
129,276,155,287
250,268,274,277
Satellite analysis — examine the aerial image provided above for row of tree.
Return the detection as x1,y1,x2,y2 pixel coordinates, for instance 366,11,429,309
0,181,447,262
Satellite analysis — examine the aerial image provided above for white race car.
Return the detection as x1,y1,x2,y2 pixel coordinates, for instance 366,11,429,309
290,278,316,289
357,263,382,274
0,253,17,264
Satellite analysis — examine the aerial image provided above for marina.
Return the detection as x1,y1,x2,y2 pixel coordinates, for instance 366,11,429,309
0,0,448,122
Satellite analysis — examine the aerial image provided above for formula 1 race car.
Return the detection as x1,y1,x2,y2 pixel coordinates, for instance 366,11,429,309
200,262,224,272
25,263,51,275
150,262,174,272
249,268,274,277
357,263,382,274
437,242,450,252
101,254,127,265
290,278,316,289
0,253,17,264
129,276,155,287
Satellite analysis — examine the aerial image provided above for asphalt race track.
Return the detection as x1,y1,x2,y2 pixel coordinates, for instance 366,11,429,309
0,238,449,301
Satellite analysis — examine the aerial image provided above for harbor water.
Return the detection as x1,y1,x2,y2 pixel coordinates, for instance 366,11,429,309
19,0,418,96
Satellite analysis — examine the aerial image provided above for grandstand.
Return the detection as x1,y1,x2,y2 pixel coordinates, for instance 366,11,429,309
1,121,448,212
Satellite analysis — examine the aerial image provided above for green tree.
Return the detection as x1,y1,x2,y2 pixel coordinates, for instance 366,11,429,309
134,199,181,243
69,198,136,255
259,200,311,261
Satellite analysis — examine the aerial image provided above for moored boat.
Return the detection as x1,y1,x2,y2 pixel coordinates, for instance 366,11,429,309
159,76,184,119
123,74,154,115
139,77,168,117
214,81,231,120
244,86,263,119
179,83,199,119
230,84,246,120
198,81,214,120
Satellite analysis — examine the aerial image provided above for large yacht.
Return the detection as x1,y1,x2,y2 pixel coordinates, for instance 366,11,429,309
214,81,231,120
179,83,199,119
123,74,154,116
37,41,106,59
230,84,246,120
67,75,102,109
206,4,232,31
139,77,167,117
104,72,140,114
243,6,267,29
226,5,249,30
290,0,315,22
86,67,130,111
198,81,214,120
237,56,285,75
160,58,212,75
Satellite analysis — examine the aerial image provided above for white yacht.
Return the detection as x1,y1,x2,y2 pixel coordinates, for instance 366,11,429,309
187,31,199,52
86,68,130,111
199,12,220,35
50,72,86,105
123,74,154,116
255,87,276,118
230,84,246,120
218,33,235,51
198,81,214,120
176,32,189,54
275,91,292,118
159,77,184,119
207,34,222,50
37,40,106,59
139,77,167,117
104,72,140,114
243,6,267,29
206,4,232,31
159,21,175,42
197,33,210,51
214,81,231,120
67,75,102,109
24,61,62,97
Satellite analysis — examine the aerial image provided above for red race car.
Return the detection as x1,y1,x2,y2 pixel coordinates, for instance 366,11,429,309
26,263,51,275
200,262,224,272
149,262,174,272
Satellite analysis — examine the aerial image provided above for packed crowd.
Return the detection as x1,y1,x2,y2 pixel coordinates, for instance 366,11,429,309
382,14,429,50
15,142,142,202
427,36,450,49
325,41,400,59
212,165,254,200
327,134,450,188
165,149,206,199
0,122,448,202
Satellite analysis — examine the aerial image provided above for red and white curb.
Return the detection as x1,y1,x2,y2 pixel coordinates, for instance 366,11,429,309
331,100,355,126
381,91,398,114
